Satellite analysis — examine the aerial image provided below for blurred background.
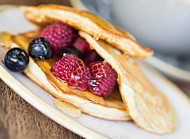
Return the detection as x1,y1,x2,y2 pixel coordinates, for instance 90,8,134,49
79,0,190,56
71,0,190,82
0,0,70,5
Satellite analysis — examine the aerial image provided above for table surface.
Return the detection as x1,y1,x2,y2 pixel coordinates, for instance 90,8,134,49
0,0,190,138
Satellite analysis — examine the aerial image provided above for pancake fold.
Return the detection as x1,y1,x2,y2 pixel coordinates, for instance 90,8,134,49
21,5,153,59
79,31,176,134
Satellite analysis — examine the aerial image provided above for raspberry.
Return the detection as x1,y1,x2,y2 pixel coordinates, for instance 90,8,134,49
72,37,90,54
88,62,118,97
83,50,98,65
39,22,74,55
51,54,91,90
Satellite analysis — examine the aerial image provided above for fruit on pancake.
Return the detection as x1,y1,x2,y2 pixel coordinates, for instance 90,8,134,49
51,54,91,90
4,48,29,72
58,46,82,58
29,22,117,97
83,50,98,65
88,62,118,97
0,32,130,121
72,37,90,54
28,37,53,60
39,22,74,55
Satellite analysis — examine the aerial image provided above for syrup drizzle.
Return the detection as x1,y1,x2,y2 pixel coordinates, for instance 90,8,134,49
53,99,81,118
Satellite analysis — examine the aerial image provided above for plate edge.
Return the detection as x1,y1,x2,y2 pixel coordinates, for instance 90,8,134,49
0,64,107,139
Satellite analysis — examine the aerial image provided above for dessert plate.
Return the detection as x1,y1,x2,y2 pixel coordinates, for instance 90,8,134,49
0,5,190,139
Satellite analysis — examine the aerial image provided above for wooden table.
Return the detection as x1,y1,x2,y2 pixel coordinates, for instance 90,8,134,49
0,80,190,139
0,0,190,138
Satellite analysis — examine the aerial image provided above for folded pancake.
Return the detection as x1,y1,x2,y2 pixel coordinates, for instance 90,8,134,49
0,5,176,134
79,31,177,134
0,32,130,121
21,5,153,59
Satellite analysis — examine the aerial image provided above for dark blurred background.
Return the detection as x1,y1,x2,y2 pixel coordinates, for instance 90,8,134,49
0,0,70,6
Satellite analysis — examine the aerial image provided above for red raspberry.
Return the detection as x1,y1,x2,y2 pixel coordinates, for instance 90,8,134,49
72,37,90,54
83,50,99,65
88,62,118,97
51,54,91,90
39,22,74,55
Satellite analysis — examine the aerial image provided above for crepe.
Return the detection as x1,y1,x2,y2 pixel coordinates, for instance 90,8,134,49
79,31,177,134
0,32,130,121
21,5,153,59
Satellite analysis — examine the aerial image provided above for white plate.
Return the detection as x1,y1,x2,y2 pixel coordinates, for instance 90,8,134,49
145,56,190,82
0,6,190,139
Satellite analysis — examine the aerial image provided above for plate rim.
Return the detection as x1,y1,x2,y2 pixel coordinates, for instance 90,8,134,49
145,56,190,82
0,64,107,139
0,62,190,138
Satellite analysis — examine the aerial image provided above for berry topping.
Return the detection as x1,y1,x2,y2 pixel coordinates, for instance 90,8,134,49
28,37,53,60
83,50,98,65
72,37,90,54
4,48,29,72
39,22,74,55
51,54,91,90
88,62,118,97
58,46,82,58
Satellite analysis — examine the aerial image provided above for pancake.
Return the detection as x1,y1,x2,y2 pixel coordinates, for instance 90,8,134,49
21,5,153,59
0,4,176,134
79,31,177,134
0,32,130,121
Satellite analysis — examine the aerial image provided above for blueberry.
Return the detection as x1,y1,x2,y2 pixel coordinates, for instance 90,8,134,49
28,37,53,60
59,46,82,58
97,56,104,62
4,48,29,72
